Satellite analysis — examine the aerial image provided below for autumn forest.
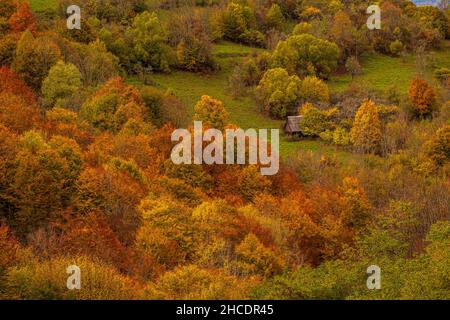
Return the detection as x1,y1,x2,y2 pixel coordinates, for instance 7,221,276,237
0,0,449,300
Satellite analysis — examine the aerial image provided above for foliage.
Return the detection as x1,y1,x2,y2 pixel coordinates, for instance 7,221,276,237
9,1,36,34
407,77,436,118
424,125,450,167
42,61,82,108
345,56,362,80
145,265,252,300
270,34,339,79
300,103,336,137
5,256,141,300
128,11,173,73
299,76,330,104
80,77,147,132
221,1,265,47
193,95,229,130
350,99,382,154
12,30,61,90
257,68,302,119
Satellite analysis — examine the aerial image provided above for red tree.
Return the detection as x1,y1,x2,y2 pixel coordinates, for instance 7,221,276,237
0,67,36,105
9,1,36,34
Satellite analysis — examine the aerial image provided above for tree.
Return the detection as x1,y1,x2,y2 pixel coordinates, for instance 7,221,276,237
8,1,36,34
299,75,330,104
238,165,272,202
145,265,251,300
0,92,40,133
128,11,173,73
69,40,120,86
345,56,362,80
193,95,229,130
54,212,134,272
408,77,436,118
12,31,61,90
292,22,313,35
266,4,285,31
350,99,382,154
330,10,355,61
80,77,147,132
424,125,450,167
41,61,82,108
0,67,35,105
138,196,198,259
0,0,16,20
74,165,147,245
5,256,141,300
257,68,302,119
8,132,83,236
169,10,216,73
176,35,216,73
271,34,339,79
299,103,336,137
221,2,265,47
234,233,282,277
0,224,20,285
0,34,17,66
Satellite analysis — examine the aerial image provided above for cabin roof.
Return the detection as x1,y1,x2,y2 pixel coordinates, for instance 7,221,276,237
284,116,303,133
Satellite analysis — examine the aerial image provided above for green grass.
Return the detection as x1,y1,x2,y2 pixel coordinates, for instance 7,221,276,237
329,53,418,93
29,0,58,12
330,40,450,94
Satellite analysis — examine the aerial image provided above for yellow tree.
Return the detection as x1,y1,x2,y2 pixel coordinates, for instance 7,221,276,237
193,95,229,130
350,99,382,154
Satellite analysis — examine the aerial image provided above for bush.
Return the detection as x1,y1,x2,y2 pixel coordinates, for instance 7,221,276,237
389,40,404,56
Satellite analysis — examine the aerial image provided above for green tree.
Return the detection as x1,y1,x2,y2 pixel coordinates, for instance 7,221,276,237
80,77,147,132
12,31,61,90
71,39,120,86
128,11,173,72
266,4,285,30
257,68,302,119
271,34,339,79
42,61,82,108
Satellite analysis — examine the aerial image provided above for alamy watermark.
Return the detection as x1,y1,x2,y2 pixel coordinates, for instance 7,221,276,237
367,265,381,290
367,5,381,30
171,121,280,176
67,5,81,30
66,265,81,290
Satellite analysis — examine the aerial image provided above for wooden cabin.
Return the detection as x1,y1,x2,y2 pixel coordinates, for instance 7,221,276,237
283,116,303,135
